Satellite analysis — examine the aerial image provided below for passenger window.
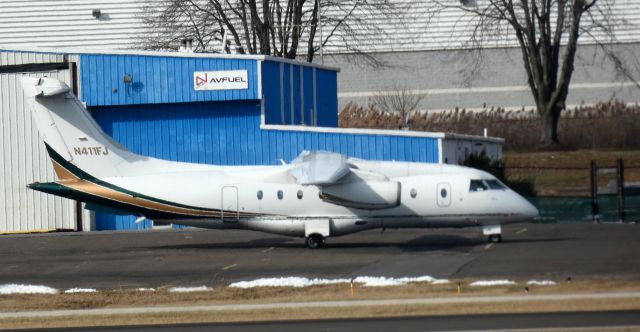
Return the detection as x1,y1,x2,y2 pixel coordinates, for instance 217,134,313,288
257,190,263,200
469,180,489,192
297,190,303,199
440,188,448,198
277,190,284,200
410,188,417,198
486,179,507,190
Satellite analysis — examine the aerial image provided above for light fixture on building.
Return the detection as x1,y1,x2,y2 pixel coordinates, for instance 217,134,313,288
179,39,194,53
123,74,133,84
92,9,101,19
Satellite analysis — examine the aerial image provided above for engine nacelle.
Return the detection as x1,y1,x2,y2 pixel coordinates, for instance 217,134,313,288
320,180,401,210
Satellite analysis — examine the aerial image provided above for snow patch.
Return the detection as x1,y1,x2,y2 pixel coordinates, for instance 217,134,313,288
0,284,58,295
353,276,449,287
136,288,156,292
229,276,449,288
470,280,517,287
230,277,350,289
527,280,556,286
168,286,213,293
64,288,97,293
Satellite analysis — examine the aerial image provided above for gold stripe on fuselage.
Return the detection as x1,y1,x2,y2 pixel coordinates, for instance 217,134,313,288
59,180,224,217
50,157,253,218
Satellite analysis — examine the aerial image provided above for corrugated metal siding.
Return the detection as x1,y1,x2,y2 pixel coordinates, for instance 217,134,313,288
315,68,338,127
302,66,314,126
1,0,639,54
0,0,145,49
91,101,438,230
318,0,640,53
0,70,76,232
262,60,282,124
261,60,338,127
79,54,261,106
0,51,68,66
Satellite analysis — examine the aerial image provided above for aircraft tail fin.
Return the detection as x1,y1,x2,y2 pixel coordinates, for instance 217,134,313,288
20,77,141,179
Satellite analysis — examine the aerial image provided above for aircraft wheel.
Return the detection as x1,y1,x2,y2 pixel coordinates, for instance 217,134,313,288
488,234,502,243
305,234,324,249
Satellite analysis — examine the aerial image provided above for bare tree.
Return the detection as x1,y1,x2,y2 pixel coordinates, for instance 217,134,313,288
372,85,424,129
141,0,402,64
432,0,638,147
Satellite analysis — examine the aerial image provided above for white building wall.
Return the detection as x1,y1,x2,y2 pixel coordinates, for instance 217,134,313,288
0,0,146,49
1,0,638,52
441,137,503,165
0,51,81,232
320,0,640,53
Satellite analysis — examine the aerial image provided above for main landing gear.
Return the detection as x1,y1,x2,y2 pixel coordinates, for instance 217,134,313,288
487,234,502,243
305,233,325,249
483,224,502,243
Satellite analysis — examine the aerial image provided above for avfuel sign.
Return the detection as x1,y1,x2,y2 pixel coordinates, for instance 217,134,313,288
194,70,248,91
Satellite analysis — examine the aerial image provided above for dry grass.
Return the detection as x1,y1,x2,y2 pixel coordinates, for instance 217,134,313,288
503,150,640,196
2,278,640,312
2,297,640,330
2,278,640,329
339,99,640,151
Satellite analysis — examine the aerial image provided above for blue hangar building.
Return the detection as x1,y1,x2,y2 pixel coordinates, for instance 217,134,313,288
0,48,503,232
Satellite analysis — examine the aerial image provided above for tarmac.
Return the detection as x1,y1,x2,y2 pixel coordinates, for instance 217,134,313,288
27,311,640,332
0,222,639,289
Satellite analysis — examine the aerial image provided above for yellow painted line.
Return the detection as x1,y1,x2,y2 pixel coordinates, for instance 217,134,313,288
516,228,528,234
261,247,275,253
222,264,237,271
484,243,494,250
1,229,57,235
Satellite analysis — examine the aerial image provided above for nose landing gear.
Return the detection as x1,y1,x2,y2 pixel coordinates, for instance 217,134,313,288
483,224,502,243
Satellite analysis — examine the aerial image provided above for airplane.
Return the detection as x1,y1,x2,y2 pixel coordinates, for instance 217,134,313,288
20,77,539,249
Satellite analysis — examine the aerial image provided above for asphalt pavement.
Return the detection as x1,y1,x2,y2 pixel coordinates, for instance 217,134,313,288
0,223,639,288
11,310,640,332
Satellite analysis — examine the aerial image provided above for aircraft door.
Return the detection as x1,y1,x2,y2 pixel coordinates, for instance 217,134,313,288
437,183,451,207
221,186,239,222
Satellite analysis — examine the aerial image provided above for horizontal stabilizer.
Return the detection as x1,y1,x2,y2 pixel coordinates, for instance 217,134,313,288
85,203,135,216
33,78,71,97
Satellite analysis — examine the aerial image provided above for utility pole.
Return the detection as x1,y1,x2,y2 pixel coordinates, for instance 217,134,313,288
590,160,599,223
617,158,625,222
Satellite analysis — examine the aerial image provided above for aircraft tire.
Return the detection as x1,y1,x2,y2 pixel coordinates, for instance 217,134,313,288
488,234,502,243
305,234,324,249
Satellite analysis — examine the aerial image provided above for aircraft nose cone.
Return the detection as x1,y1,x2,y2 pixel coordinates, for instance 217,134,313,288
522,199,539,219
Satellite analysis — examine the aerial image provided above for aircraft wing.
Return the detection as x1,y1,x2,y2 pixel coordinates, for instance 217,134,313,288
290,151,400,209
290,151,352,185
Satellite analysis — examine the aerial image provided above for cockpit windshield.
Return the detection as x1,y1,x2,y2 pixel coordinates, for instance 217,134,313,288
469,180,488,192
485,179,507,190
469,179,507,192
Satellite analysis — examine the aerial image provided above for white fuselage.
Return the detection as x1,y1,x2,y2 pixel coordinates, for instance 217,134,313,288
105,159,538,237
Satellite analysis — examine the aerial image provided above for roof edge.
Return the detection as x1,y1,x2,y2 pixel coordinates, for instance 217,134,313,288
0,45,340,72
262,124,505,143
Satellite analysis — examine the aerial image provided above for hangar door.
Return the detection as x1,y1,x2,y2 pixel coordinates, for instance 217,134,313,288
0,52,84,232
